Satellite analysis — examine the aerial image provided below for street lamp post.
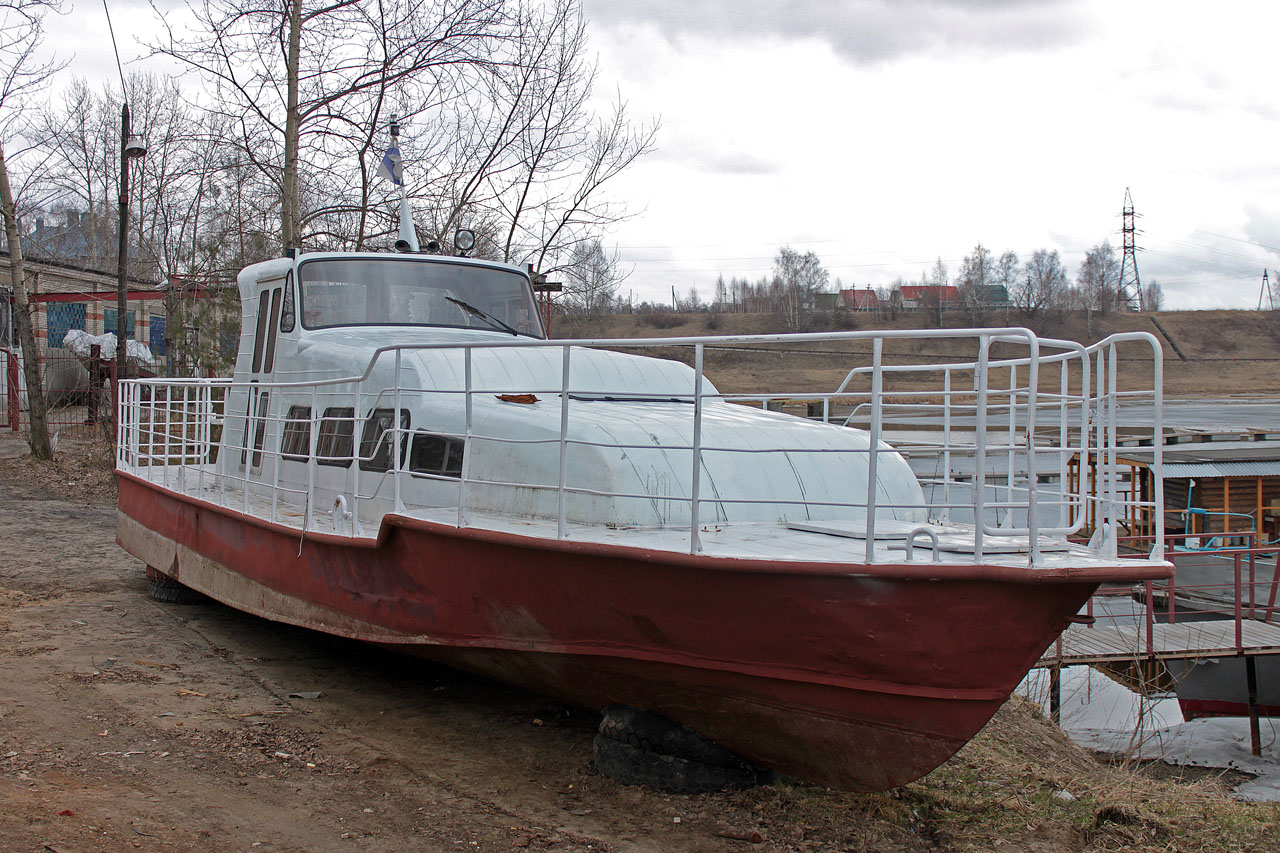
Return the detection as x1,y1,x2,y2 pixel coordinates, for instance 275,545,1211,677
113,102,145,430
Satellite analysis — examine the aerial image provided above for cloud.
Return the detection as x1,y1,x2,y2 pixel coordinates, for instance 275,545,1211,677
586,0,1094,64
1240,208,1280,260
651,144,782,176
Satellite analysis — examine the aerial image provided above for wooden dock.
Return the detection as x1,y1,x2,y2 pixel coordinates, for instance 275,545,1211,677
1037,618,1280,667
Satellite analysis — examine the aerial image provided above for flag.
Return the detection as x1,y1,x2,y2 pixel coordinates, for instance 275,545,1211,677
377,146,404,187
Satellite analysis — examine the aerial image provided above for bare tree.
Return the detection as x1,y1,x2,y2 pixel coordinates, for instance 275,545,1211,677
149,0,653,277
1016,248,1068,322
1077,241,1120,337
151,0,508,252
955,242,993,326
0,0,65,459
1141,279,1163,312
774,245,829,331
994,249,1018,324
559,239,623,317
926,258,948,327
26,78,118,267
712,274,728,312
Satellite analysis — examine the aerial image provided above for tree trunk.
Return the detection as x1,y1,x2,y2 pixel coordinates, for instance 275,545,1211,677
0,142,53,459
281,0,302,252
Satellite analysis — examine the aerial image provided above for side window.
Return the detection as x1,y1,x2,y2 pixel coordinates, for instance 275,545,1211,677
280,272,296,333
316,407,355,467
250,290,270,373
359,408,410,473
410,433,465,479
281,405,311,461
262,287,283,374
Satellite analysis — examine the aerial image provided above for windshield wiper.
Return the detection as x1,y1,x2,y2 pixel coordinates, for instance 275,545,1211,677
445,296,521,336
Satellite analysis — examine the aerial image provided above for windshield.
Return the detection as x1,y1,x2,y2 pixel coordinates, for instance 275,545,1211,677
299,257,543,337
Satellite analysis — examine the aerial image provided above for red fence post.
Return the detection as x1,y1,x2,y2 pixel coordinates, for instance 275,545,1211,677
6,349,18,431
1145,580,1155,658
1234,553,1243,653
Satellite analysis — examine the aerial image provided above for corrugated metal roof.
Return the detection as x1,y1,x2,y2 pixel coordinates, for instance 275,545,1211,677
1161,461,1280,479
1120,440,1280,466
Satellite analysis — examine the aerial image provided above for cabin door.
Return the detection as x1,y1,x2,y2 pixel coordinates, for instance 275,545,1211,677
241,278,287,475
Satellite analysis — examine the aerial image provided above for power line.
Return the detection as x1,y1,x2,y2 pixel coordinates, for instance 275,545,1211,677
101,0,129,97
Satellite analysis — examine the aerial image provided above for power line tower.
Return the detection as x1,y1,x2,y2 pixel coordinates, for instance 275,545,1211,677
1117,187,1143,311
1260,270,1276,310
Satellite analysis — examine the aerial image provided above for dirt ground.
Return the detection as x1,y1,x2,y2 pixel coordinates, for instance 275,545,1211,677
2,433,1277,853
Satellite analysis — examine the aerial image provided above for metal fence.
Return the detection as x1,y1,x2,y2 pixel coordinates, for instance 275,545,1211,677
1,348,115,436
117,328,1165,565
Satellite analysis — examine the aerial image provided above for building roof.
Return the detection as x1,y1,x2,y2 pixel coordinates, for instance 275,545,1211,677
839,288,879,309
1118,440,1280,478
895,285,960,302
1162,461,1280,478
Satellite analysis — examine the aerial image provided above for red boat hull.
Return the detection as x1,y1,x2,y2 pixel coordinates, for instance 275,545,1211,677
116,474,1167,790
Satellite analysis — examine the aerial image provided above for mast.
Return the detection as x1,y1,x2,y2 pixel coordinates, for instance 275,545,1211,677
388,117,418,252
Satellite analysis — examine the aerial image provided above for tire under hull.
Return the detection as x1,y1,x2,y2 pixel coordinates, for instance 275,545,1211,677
116,474,1157,791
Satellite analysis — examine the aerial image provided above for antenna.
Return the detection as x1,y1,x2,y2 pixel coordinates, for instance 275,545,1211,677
1117,188,1142,311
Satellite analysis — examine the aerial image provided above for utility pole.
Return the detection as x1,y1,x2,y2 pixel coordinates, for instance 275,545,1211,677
113,103,146,432
1260,270,1276,311
1117,187,1143,311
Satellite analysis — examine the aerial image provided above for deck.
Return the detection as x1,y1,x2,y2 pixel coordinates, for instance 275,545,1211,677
1037,618,1280,667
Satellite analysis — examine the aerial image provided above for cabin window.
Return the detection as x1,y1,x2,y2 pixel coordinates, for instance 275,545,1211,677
250,290,270,373
239,388,266,469
409,432,465,479
281,405,311,461
316,407,355,467
359,408,410,473
250,392,271,470
298,257,543,337
280,273,296,333
262,287,283,373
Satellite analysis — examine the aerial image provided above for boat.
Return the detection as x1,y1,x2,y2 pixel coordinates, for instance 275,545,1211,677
1152,549,1280,719
114,237,1172,791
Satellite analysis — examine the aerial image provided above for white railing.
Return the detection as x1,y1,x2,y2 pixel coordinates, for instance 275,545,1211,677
117,328,1164,565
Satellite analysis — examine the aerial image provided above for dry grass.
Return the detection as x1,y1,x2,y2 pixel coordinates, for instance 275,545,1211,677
911,697,1279,852
0,430,118,503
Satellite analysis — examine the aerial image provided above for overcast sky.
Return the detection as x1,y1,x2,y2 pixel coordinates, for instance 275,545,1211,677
50,0,1280,309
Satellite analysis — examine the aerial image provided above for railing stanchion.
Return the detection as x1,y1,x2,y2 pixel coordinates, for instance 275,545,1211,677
1107,343,1119,554
556,345,571,540
393,349,403,514
242,390,252,517
350,380,363,535
163,386,173,484
270,386,282,523
1058,358,1069,528
197,383,207,495
864,338,883,564
1006,363,1016,524
973,337,990,560
305,385,318,532
942,369,952,523
458,347,473,528
1025,334,1040,565
690,344,704,555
